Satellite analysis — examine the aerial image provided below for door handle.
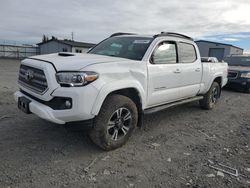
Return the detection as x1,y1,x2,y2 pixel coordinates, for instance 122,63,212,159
173,69,181,73
195,68,201,72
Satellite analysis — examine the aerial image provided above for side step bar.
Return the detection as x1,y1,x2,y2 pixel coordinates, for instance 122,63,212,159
144,96,204,114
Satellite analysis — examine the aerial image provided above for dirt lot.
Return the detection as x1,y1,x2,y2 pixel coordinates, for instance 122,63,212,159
0,58,249,188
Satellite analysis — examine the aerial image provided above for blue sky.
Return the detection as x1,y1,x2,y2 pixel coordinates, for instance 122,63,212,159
0,0,250,52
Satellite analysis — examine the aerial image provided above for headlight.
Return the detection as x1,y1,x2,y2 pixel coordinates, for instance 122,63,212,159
56,71,99,87
241,72,250,78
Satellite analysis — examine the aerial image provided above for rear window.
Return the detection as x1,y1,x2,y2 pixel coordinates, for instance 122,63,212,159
179,42,197,63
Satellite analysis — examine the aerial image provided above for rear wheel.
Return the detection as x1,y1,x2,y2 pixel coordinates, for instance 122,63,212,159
89,94,138,150
200,82,221,110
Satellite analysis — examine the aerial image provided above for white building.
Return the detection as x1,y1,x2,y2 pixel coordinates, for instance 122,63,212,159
37,38,95,55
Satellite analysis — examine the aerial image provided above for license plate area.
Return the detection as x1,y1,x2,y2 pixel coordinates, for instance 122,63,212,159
18,97,31,114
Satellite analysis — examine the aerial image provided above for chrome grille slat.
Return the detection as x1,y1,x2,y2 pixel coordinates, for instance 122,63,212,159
18,80,45,93
18,65,48,94
19,68,46,80
19,74,48,86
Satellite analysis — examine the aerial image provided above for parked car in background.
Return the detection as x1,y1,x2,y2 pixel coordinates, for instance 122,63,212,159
225,55,250,93
201,57,219,63
14,32,228,150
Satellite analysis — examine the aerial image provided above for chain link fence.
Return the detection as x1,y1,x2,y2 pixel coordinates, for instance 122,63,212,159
0,44,39,59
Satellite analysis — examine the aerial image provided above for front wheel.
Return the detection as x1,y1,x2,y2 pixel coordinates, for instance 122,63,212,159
89,94,138,150
244,86,250,93
199,82,221,110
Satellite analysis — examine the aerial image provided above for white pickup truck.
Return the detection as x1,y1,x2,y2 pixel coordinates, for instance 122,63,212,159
14,32,228,150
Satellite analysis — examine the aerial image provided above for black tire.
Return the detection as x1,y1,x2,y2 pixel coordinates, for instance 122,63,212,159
89,94,138,150
244,86,250,93
199,82,221,110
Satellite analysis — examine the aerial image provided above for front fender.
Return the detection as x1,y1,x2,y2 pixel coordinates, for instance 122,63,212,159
91,80,146,116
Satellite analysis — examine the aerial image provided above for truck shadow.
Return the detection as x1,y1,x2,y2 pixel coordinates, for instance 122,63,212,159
223,87,248,94
0,100,207,165
143,101,201,130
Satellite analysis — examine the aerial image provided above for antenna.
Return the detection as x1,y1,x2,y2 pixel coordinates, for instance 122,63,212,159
71,32,74,41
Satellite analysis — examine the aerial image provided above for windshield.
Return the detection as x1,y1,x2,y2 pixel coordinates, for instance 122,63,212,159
225,56,250,67
88,36,153,61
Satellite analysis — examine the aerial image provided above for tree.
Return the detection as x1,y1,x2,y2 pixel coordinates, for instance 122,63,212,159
51,36,57,40
42,34,49,42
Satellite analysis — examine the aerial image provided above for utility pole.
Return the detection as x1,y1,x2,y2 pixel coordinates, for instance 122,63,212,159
71,32,74,41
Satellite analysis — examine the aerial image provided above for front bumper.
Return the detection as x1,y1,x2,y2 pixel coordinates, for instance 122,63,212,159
14,85,99,124
227,78,250,90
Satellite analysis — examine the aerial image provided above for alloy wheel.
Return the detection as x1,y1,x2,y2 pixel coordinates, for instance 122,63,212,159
107,107,132,141
211,87,218,103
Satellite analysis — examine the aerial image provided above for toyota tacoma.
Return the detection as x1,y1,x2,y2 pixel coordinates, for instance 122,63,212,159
14,32,228,150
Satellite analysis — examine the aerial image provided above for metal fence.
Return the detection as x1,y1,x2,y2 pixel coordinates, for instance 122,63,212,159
0,44,39,59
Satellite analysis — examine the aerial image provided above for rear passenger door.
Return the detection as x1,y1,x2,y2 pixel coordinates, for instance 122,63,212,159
178,42,202,98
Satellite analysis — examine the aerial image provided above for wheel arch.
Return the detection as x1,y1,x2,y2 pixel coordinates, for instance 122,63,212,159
213,76,222,88
212,76,222,96
108,88,143,113
91,81,145,117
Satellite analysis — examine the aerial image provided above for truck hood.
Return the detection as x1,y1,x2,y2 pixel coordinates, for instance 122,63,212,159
229,66,250,72
28,53,132,71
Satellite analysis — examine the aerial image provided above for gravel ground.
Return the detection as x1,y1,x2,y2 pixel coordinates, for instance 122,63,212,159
0,59,249,188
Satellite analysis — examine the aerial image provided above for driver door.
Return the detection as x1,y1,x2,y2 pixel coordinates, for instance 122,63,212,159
147,41,182,107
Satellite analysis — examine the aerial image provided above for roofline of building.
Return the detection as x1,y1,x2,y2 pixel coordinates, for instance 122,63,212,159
228,54,250,57
37,38,95,48
36,38,57,45
59,40,95,48
195,40,244,51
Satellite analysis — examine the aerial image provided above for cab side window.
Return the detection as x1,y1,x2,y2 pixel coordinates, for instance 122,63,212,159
152,42,177,64
179,42,197,63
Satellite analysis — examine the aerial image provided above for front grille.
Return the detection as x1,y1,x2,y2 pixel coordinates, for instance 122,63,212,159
228,71,238,79
18,64,48,94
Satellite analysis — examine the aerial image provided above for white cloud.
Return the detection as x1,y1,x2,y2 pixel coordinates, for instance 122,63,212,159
244,50,250,54
223,38,240,41
0,0,250,43
222,2,250,25
229,34,250,38
196,37,220,41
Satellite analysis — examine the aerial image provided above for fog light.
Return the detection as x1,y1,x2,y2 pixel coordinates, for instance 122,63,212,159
65,100,72,108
